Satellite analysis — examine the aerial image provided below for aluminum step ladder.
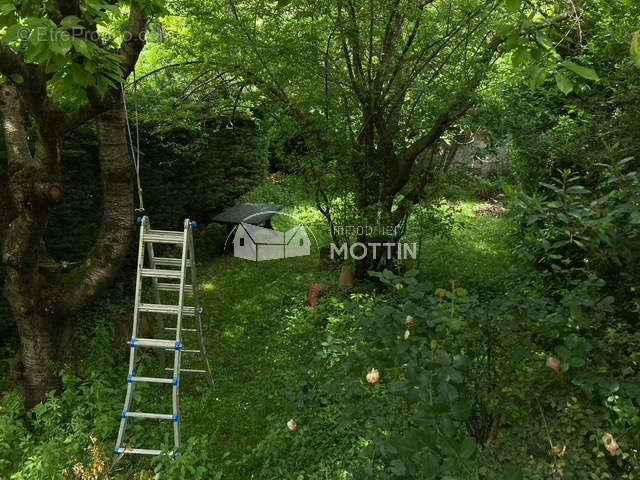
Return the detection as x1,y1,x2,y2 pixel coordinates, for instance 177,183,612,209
115,216,214,458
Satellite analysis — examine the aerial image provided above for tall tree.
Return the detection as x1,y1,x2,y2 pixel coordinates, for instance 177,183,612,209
171,0,574,276
0,0,154,407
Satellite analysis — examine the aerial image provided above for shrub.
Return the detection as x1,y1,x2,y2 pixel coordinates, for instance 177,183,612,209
510,159,640,315
195,223,229,260
138,114,270,229
411,198,459,239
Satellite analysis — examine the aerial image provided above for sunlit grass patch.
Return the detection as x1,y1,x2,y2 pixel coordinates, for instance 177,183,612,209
199,281,216,293
407,200,516,290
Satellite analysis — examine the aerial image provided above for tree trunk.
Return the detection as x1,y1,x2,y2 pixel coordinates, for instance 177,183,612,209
0,157,12,242
1,85,134,408
12,314,74,407
1,84,65,406
351,144,410,279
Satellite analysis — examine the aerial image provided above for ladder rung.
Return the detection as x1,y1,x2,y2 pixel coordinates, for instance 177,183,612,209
123,411,174,420
141,268,182,279
128,376,173,384
153,257,191,267
157,283,193,294
130,338,180,349
166,368,206,374
165,327,197,333
117,447,167,456
145,232,184,244
139,303,195,316
149,229,181,235
165,348,200,354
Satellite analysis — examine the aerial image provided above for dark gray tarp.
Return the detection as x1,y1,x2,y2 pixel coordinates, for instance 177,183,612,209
212,203,284,226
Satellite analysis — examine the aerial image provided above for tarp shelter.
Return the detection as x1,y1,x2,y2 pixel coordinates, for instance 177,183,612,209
212,203,285,229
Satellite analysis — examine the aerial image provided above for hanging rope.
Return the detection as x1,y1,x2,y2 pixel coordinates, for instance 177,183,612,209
121,69,145,213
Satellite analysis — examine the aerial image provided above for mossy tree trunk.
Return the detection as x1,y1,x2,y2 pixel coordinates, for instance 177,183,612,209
1,84,134,408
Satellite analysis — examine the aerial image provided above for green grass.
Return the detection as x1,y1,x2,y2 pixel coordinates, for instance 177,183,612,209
406,200,516,290
176,253,332,475
171,198,517,476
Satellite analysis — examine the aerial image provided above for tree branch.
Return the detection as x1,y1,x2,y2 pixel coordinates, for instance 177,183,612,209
0,45,29,82
119,5,148,78
61,88,120,132
58,94,134,316
337,0,365,103
63,6,151,130
130,61,204,87
0,84,33,169
0,46,67,129
54,0,80,22
345,0,365,80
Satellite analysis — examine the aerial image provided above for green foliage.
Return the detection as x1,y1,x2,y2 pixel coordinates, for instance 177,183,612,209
137,111,270,229
151,438,220,479
195,223,228,260
321,271,480,479
0,0,163,101
45,123,102,261
555,71,573,95
405,200,515,290
2,2,640,479
0,341,125,479
239,174,311,208
512,160,640,309
412,198,458,239
262,263,640,479
2,176,640,478
478,0,640,192
631,31,640,68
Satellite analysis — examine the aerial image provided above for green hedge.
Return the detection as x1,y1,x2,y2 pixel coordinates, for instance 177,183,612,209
138,115,270,230
41,114,269,261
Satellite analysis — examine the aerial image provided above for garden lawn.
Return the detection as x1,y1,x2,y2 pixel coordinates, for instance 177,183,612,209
411,200,516,290
171,252,333,477
148,200,516,477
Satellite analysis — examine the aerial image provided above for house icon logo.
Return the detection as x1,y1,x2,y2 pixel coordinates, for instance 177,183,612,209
224,211,316,262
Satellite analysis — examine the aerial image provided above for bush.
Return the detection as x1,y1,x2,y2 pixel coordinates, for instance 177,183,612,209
248,264,640,479
411,198,459,238
510,159,640,316
138,114,270,229
195,223,229,259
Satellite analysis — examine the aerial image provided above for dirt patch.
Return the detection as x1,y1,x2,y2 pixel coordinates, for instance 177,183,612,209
472,201,509,217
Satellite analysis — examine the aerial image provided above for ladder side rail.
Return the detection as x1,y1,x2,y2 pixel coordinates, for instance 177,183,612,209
116,215,149,453
171,219,191,452
172,343,182,451
187,224,214,388
132,216,151,341
174,220,190,343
